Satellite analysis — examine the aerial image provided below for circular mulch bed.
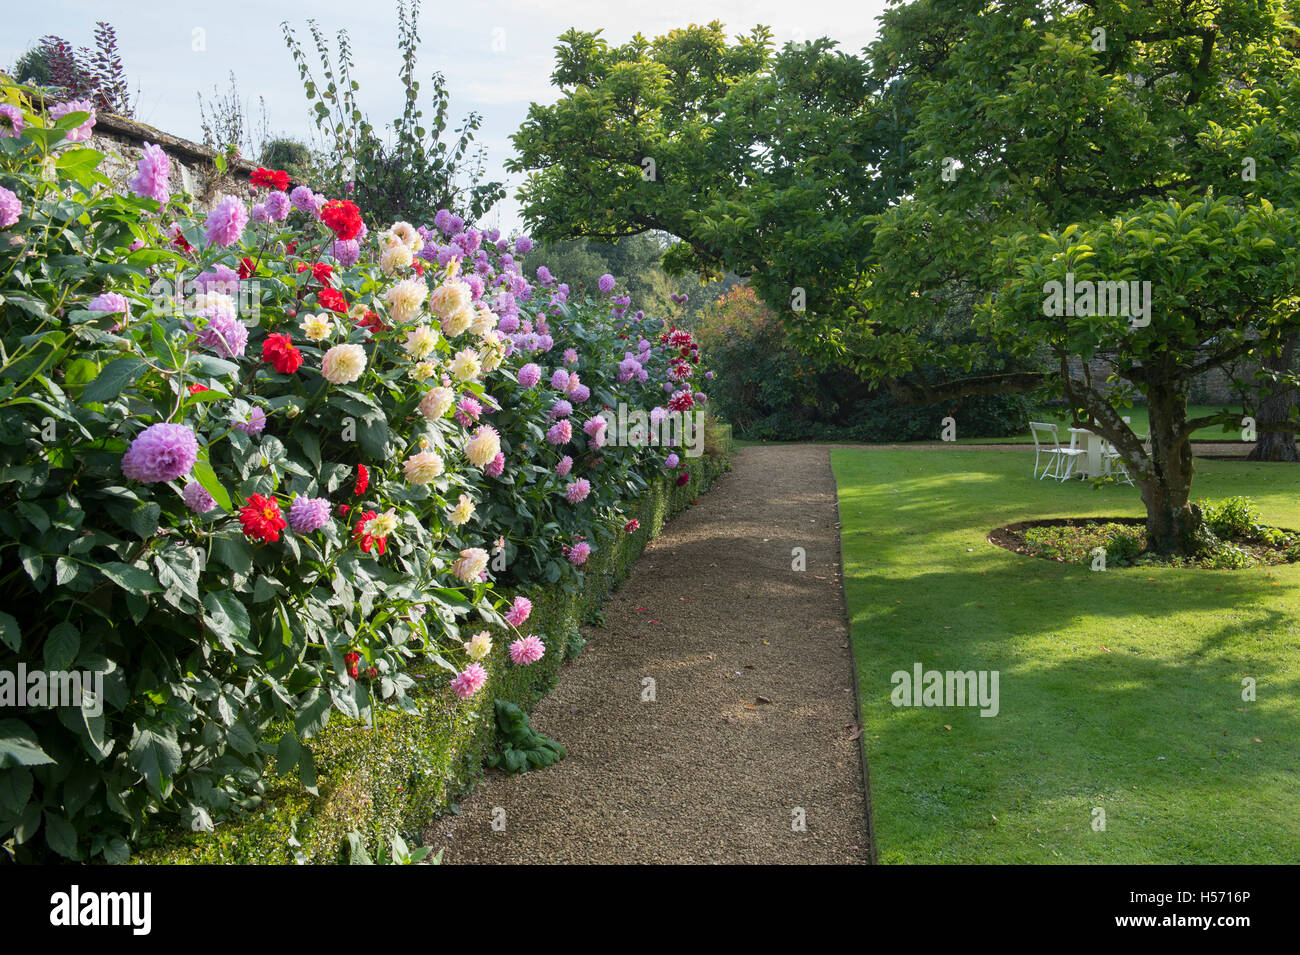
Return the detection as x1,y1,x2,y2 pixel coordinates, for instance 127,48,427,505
989,516,1300,569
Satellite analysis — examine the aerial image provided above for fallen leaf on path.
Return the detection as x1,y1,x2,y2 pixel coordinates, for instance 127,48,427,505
848,723,863,740
755,695,772,704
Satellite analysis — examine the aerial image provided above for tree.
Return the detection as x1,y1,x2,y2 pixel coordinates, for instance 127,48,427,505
511,2,1300,555
281,0,503,227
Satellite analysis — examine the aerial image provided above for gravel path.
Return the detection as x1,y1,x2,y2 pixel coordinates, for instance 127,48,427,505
429,445,871,864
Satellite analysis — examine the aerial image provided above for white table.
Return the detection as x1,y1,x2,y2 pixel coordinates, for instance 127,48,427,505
1067,428,1104,478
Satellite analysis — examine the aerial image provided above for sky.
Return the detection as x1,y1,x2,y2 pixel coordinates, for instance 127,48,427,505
1,0,889,234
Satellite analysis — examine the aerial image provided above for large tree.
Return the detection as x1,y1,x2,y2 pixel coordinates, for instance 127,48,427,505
512,2,1300,555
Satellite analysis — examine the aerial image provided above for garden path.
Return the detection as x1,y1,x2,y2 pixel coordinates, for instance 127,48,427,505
429,445,872,864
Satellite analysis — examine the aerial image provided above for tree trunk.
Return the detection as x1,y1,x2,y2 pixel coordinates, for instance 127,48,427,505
1247,333,1299,462
1140,381,1201,556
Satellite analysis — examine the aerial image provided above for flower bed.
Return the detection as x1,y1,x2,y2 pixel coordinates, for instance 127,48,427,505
134,452,727,863
0,82,722,863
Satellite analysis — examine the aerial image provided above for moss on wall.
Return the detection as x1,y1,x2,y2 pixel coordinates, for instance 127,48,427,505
135,451,729,864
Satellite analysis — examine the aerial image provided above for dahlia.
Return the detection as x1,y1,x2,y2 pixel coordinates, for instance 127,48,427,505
298,313,333,342
441,305,474,338
204,195,248,247
556,455,573,477
508,635,545,665
88,292,129,316
51,99,95,141
128,142,171,202
234,407,268,435
485,452,505,478
448,348,481,382
403,450,445,485
565,478,592,504
384,278,428,323
567,541,592,566
353,464,369,495
121,423,198,483
419,386,456,420
451,663,488,700
320,199,363,240
546,420,573,445
0,187,19,228
321,343,367,384
403,325,439,360
262,333,303,374
448,493,475,526
463,632,493,661
464,425,501,468
0,104,24,138
289,496,332,534
239,494,287,543
452,547,490,582
428,281,472,319
182,481,216,514
597,273,616,294
504,596,532,627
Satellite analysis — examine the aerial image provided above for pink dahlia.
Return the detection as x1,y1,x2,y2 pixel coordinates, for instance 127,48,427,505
556,455,573,477
565,478,591,504
504,596,532,627
182,481,216,514
0,186,20,228
205,194,249,247
451,663,488,699
485,452,506,478
122,423,199,483
546,420,573,445
289,496,332,534
508,635,545,666
567,541,592,566
517,363,541,388
50,99,95,141
128,142,171,203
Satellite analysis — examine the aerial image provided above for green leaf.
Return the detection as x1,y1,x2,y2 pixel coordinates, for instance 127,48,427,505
99,561,161,593
129,726,182,794
43,811,81,860
191,459,232,512
0,766,33,815
294,687,332,739
0,719,56,768
43,622,80,671
80,357,146,405
202,592,251,645
0,612,19,652
130,501,161,538
275,732,301,776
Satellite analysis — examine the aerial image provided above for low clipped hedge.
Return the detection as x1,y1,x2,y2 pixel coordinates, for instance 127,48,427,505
135,452,729,864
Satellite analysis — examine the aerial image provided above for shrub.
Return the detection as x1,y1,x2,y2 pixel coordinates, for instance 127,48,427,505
0,80,713,862
1199,496,1261,539
697,285,1034,441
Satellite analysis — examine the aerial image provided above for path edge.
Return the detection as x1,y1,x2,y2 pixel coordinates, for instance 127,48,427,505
826,445,880,865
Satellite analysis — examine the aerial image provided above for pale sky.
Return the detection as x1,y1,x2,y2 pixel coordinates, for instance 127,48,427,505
1,0,888,233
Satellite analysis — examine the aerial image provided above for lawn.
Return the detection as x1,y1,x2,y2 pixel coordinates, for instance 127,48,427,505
831,447,1300,863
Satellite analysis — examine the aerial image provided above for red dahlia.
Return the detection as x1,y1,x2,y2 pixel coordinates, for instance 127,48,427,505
239,494,287,543
317,287,348,314
320,199,364,240
353,464,369,495
344,651,361,679
261,333,303,374
676,473,691,487
251,167,290,190
237,256,256,279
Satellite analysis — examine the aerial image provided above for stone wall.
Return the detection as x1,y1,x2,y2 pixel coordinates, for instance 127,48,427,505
1066,355,1251,407
87,112,275,211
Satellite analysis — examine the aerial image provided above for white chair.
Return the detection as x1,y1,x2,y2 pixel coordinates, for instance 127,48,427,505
1102,440,1135,486
1029,421,1086,481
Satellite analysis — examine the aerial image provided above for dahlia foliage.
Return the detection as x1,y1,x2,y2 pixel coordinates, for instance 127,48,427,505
0,83,710,861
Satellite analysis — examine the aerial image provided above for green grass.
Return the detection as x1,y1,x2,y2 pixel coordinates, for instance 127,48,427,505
831,448,1300,863
732,404,1248,447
